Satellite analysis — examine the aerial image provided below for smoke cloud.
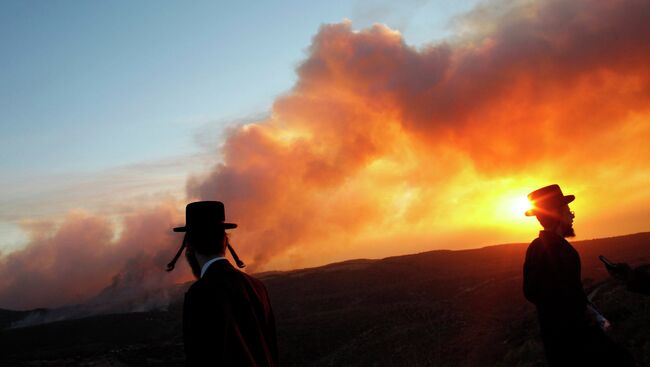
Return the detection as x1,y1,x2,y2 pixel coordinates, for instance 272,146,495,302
189,0,650,269
2,0,650,310
0,204,191,310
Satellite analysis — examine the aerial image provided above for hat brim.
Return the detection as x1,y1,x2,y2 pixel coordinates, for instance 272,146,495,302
564,194,575,204
525,195,575,216
173,223,238,232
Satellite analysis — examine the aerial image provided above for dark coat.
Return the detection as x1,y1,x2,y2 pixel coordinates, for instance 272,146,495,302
183,259,279,367
523,230,588,322
523,231,633,366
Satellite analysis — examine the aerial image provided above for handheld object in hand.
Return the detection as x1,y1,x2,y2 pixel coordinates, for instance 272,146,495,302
599,255,615,268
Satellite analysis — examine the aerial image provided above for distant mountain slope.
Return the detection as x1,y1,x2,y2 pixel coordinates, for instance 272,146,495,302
0,308,38,330
264,232,650,366
1,232,649,366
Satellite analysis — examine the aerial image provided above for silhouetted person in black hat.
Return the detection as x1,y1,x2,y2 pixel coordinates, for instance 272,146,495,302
167,201,279,367
522,184,634,367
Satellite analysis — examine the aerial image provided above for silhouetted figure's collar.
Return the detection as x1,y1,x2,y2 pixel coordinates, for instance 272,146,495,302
539,230,567,243
200,256,228,278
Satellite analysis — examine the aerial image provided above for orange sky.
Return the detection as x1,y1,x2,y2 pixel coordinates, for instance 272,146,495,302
189,0,650,269
1,0,649,309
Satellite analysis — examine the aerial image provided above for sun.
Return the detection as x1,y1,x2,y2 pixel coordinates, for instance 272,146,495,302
493,192,534,223
507,196,533,218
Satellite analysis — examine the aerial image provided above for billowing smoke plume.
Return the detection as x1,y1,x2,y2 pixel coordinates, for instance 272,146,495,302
0,204,191,310
2,0,650,311
189,0,650,269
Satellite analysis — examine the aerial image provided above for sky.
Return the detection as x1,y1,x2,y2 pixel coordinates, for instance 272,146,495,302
1,0,650,310
0,0,480,250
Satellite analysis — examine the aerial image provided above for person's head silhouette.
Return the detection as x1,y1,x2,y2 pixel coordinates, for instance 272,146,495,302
166,201,244,275
525,184,576,237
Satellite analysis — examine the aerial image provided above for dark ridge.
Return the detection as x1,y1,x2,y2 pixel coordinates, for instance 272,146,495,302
1,232,649,366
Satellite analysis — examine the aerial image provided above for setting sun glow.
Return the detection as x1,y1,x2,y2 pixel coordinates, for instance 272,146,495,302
509,196,533,218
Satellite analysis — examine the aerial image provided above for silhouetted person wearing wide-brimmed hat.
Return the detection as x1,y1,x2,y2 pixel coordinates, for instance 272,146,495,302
523,185,633,367
167,201,279,367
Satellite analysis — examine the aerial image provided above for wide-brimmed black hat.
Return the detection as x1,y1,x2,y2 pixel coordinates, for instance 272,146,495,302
167,201,244,271
173,201,237,232
525,184,575,217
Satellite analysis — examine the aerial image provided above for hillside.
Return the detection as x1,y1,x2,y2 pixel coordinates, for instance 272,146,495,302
1,232,649,366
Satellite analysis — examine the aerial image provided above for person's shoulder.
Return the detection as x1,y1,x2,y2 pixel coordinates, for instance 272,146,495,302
528,236,543,245
197,261,269,294
527,236,543,251
230,270,269,297
244,272,268,288
223,268,264,288
186,280,234,315
525,236,549,260
186,276,228,301
200,264,257,290
186,278,209,298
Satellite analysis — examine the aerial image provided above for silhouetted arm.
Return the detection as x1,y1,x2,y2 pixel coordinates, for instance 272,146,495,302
523,241,550,304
